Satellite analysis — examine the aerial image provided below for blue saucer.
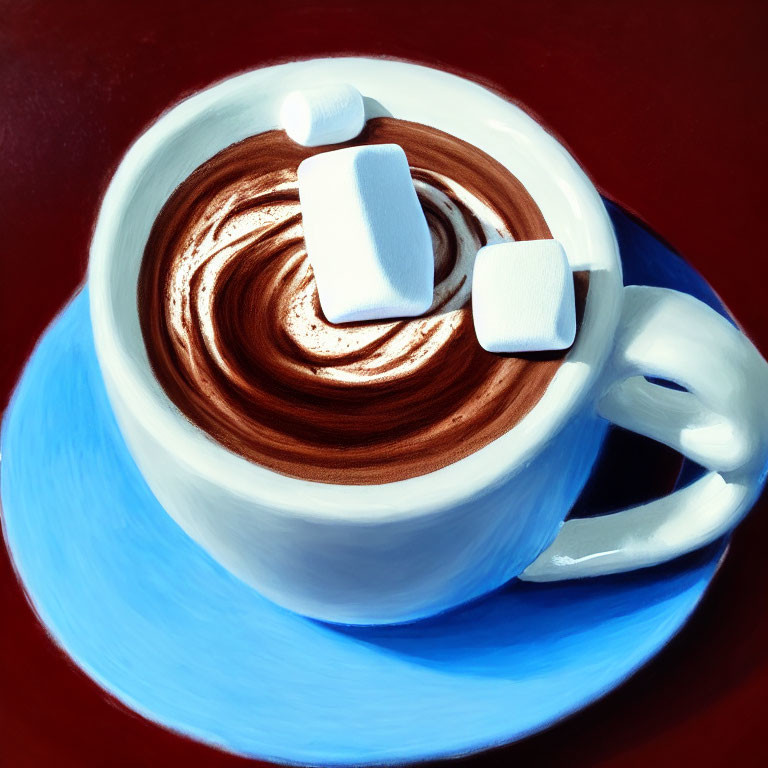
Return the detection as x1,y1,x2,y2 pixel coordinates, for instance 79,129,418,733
1,201,731,767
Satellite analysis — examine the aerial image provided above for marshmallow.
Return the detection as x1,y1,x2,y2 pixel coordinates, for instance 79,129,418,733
471,240,576,353
280,84,365,147
298,144,434,324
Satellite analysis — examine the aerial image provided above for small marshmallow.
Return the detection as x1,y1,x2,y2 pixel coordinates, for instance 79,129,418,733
472,240,576,353
298,144,434,324
280,84,365,147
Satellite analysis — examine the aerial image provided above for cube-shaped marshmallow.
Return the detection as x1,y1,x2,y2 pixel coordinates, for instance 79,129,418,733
471,240,576,353
280,84,365,147
298,144,434,324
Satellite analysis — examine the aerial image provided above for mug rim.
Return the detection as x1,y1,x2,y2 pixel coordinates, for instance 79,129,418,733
88,56,623,522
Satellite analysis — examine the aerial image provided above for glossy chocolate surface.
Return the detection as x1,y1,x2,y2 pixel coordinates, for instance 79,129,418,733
139,118,587,483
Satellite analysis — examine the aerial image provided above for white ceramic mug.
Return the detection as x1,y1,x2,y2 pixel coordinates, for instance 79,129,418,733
89,58,768,625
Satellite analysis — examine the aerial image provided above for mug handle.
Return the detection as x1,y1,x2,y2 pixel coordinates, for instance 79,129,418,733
520,285,768,582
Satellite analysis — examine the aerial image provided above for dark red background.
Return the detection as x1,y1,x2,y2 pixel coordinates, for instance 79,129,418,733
1,1,767,766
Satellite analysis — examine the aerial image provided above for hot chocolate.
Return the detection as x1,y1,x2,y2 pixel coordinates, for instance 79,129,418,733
138,118,588,484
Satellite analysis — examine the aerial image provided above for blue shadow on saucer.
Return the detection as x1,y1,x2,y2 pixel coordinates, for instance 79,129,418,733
0,201,730,766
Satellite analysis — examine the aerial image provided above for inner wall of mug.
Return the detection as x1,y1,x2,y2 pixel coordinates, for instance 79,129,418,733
89,57,622,515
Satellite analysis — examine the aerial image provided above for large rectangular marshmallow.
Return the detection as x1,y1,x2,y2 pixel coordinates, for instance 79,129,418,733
280,84,365,147
472,240,576,353
298,144,434,324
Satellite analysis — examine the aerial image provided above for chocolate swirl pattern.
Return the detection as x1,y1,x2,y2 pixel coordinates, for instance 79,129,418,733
139,118,588,484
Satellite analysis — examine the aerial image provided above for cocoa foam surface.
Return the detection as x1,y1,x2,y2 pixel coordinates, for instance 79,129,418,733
138,118,588,484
